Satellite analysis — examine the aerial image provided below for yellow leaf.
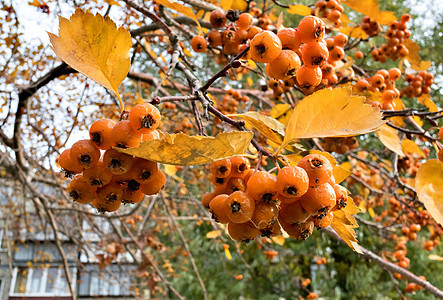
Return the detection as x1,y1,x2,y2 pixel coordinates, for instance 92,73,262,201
206,230,221,238
342,0,397,25
104,0,120,6
339,26,368,39
270,103,292,125
401,139,425,158
412,116,423,127
48,8,131,107
417,94,439,112
333,165,352,184
375,124,404,156
428,254,443,262
231,0,247,10
368,207,375,218
287,4,311,16
340,13,352,25
155,0,202,32
228,112,285,145
281,86,385,149
224,247,232,260
247,77,253,87
28,0,45,7
220,0,233,10
403,39,431,71
271,236,285,246
331,197,362,253
119,131,253,166
415,159,443,225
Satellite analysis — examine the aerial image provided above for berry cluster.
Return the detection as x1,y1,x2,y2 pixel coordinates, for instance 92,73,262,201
57,103,165,212
215,89,249,116
267,78,292,101
314,0,344,29
371,14,411,63
321,137,358,154
438,127,443,163
321,33,348,85
360,16,379,37
355,68,402,110
401,70,434,98
202,154,349,242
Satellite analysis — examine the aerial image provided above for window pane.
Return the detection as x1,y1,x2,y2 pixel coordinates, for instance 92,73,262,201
14,267,28,294
30,268,43,293
90,273,99,295
45,267,58,293
57,267,74,294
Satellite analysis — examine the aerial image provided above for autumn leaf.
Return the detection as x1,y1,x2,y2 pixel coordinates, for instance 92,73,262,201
375,124,404,156
270,103,292,125
287,5,311,16
206,230,221,238
403,39,431,71
281,86,385,150
220,0,247,10
417,94,439,112
48,8,131,107
415,159,443,225
401,139,425,158
119,131,253,166
342,0,397,25
228,112,285,144
331,197,362,253
339,26,368,39
155,0,202,32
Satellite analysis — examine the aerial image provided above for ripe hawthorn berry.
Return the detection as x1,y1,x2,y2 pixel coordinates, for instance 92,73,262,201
251,202,278,229
245,171,278,203
57,149,83,176
129,103,161,134
191,35,207,52
302,41,329,68
300,183,336,216
296,65,322,89
209,194,230,224
277,28,301,51
229,156,250,178
297,154,333,186
313,211,333,228
260,221,282,237
333,184,348,210
70,139,101,170
279,200,311,224
139,170,166,195
68,175,96,204
228,221,260,242
83,160,113,187
112,120,142,149
276,166,309,199
122,189,144,204
130,157,159,184
268,49,301,80
250,30,282,63
210,158,232,178
89,118,116,150
207,30,223,47
236,13,253,30
297,16,325,43
210,10,226,28
103,148,134,175
225,191,255,223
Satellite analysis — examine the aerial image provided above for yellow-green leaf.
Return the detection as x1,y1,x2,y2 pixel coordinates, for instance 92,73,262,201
287,4,311,16
401,139,425,158
48,8,131,104
281,86,385,149
415,159,443,225
403,39,431,71
375,124,404,156
155,0,202,32
228,112,285,145
224,247,232,260
119,131,253,166
342,0,397,25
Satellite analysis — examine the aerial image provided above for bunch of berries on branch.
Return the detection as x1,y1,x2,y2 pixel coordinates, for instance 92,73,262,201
57,103,165,213
202,154,349,242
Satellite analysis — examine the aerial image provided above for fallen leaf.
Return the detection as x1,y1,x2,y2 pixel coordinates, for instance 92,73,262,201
375,124,404,156
281,86,385,149
415,159,443,225
119,131,253,166
342,0,397,25
287,4,311,16
228,112,285,145
48,8,131,104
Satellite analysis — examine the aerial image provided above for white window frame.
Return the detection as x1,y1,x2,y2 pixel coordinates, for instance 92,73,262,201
9,265,76,297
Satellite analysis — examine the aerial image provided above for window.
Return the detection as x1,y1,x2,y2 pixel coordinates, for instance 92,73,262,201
10,266,75,296
78,265,134,296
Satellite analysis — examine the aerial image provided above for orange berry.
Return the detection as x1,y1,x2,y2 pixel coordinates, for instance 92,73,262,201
122,189,144,204
333,33,348,47
260,221,282,237
333,184,348,210
191,35,207,52
307,292,318,299
57,149,83,175
230,156,250,178
83,160,113,187
388,67,401,81
328,46,345,61
245,171,278,203
248,26,262,39
235,29,249,44
371,74,385,87
438,127,443,140
139,170,166,195
89,118,116,150
70,139,101,169
223,41,239,55
112,120,142,149
68,175,96,204
438,148,443,163
130,157,158,184
210,10,226,28
95,182,123,211
202,192,216,209
208,30,222,47
296,65,322,89
409,224,421,233
279,200,311,224
250,30,282,63
314,211,333,228
129,103,161,134
302,41,329,67
300,183,336,215
142,129,160,141
225,191,255,223
210,158,232,178
251,202,278,229
268,50,301,80
209,194,230,224
276,166,309,199
381,89,397,103
297,16,325,43
236,13,253,30
356,79,370,92
297,154,333,186
355,51,364,59
279,217,314,240
103,148,134,175
228,221,260,242
277,28,302,51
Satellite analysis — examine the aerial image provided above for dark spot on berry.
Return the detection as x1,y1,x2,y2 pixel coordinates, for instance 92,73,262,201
80,154,91,166
69,190,79,201
91,132,102,145
127,179,140,191
90,179,102,186
262,193,274,203
110,158,122,169
286,186,298,195
219,166,228,174
108,194,118,202
301,229,310,240
141,170,151,180
311,158,323,168
140,114,155,129
231,201,241,213
238,162,247,172
216,177,226,184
